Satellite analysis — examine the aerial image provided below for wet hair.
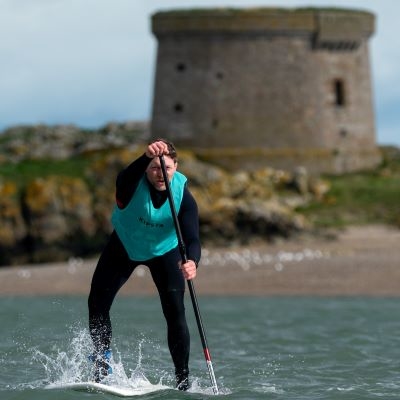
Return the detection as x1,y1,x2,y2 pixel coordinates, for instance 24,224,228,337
151,138,178,162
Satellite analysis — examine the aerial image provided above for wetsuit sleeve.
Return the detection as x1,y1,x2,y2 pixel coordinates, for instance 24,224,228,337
115,153,152,208
178,187,201,266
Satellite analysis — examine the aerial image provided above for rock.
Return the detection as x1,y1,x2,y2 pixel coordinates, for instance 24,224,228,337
309,178,330,201
292,166,309,194
184,161,315,244
19,176,98,263
0,122,149,163
0,180,26,246
179,156,226,187
0,124,332,265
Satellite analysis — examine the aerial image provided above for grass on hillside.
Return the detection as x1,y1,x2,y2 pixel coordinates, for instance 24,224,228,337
0,156,93,188
297,148,400,228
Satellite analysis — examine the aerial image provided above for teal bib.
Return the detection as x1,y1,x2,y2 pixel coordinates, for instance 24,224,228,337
111,171,187,261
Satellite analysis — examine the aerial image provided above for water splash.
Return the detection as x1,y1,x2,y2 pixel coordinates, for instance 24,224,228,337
32,327,93,385
13,322,228,395
32,328,200,392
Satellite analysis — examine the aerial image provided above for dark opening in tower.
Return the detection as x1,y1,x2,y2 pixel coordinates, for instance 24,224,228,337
334,79,345,106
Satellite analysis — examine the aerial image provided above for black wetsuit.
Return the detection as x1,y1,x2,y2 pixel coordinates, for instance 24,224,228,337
88,154,201,379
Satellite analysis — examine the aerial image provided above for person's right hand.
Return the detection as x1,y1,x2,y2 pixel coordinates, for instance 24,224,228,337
145,141,169,158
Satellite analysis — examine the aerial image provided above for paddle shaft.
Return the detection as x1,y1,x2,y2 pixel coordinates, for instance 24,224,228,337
159,155,219,395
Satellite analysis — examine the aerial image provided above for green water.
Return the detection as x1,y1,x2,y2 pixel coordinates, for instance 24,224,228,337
1,296,400,399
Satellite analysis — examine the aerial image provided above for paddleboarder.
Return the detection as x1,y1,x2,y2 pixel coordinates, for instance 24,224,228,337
88,139,201,390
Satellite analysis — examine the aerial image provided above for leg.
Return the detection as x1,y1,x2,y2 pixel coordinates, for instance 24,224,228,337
88,232,134,367
160,290,190,390
148,248,190,390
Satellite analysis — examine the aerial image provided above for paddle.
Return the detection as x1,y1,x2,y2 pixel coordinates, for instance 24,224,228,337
159,154,219,395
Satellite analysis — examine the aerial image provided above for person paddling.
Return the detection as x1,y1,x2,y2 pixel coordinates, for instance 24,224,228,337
88,139,201,390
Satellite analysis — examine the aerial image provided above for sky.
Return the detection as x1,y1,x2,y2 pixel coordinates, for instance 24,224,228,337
0,0,399,146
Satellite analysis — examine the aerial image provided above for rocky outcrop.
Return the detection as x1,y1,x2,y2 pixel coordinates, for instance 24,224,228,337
179,156,329,244
0,122,149,162
0,124,330,265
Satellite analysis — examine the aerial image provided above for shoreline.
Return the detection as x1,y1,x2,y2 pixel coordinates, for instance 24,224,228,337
1,225,400,297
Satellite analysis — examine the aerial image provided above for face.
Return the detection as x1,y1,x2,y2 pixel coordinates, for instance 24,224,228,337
145,156,177,191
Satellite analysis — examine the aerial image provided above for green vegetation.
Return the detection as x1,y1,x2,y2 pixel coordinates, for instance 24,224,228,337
297,147,400,228
0,156,93,189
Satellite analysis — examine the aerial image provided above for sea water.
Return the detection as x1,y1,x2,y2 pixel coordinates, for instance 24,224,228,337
1,295,400,399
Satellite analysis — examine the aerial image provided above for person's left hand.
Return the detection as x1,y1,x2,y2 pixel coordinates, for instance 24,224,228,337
179,260,197,280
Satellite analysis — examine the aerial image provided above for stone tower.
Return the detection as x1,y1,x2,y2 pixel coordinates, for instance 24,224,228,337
150,7,381,173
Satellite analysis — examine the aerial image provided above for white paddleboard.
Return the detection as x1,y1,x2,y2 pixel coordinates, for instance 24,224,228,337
46,381,169,397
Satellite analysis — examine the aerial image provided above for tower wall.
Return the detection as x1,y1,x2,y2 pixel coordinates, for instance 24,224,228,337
150,8,381,173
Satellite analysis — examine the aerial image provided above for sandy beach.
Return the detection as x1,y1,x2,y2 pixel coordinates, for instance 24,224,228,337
1,225,400,297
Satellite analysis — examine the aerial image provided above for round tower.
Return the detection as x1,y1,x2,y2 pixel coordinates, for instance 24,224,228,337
150,7,381,173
